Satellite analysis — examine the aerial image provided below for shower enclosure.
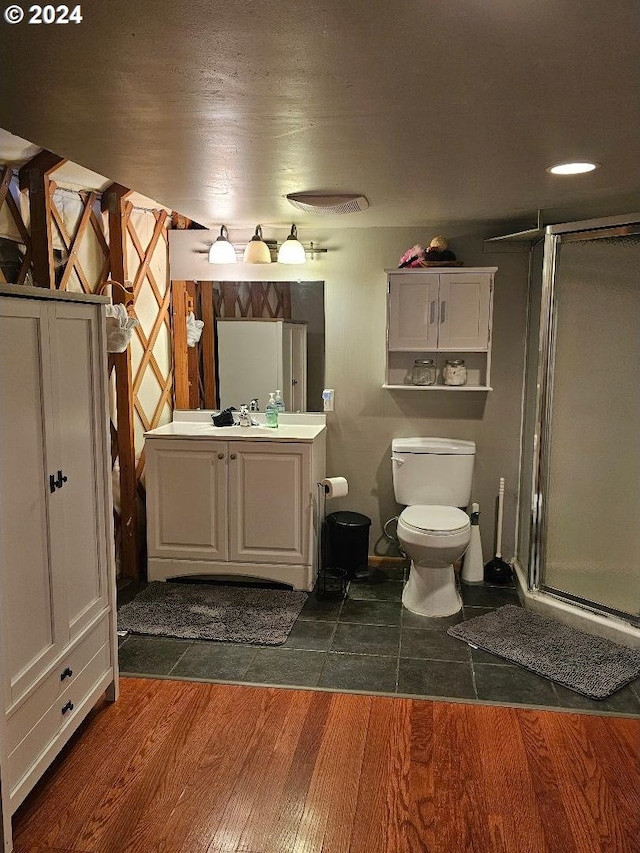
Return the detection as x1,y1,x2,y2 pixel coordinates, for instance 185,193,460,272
516,213,640,643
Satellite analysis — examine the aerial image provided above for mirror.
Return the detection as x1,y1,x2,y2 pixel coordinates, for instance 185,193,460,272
186,281,325,412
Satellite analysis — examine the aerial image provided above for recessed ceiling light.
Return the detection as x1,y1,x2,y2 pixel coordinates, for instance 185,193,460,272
547,161,600,175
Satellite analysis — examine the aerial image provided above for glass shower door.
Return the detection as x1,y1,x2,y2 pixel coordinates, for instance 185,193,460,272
540,230,640,617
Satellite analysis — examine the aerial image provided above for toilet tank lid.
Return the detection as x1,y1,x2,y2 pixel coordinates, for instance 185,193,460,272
392,437,476,455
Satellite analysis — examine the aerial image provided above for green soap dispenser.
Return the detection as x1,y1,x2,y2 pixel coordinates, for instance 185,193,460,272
265,392,279,428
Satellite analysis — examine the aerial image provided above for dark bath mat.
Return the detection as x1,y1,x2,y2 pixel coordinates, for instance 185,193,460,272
448,605,640,700
118,582,308,646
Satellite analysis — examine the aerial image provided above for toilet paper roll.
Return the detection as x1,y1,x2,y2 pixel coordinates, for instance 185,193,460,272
321,477,349,499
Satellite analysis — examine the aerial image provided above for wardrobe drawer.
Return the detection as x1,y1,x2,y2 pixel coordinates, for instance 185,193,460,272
5,616,110,752
6,642,112,794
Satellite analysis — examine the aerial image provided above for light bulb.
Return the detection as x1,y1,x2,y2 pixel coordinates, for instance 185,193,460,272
243,225,272,263
277,224,306,264
208,226,237,263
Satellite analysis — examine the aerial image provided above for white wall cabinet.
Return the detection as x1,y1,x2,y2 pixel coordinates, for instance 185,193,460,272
0,286,118,853
217,318,307,412
385,267,497,389
145,430,326,590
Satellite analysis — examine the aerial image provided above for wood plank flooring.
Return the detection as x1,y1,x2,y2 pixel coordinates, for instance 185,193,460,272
12,678,640,853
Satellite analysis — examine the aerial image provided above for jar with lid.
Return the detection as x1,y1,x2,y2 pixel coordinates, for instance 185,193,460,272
411,359,436,386
443,359,467,386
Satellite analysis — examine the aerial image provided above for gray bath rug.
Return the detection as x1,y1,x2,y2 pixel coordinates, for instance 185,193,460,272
448,605,640,700
117,582,308,646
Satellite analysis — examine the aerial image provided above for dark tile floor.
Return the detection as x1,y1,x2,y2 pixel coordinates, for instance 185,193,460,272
118,569,640,717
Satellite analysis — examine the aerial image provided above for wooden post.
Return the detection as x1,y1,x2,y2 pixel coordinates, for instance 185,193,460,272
102,183,139,581
171,280,190,409
199,281,217,408
18,151,66,289
186,281,200,408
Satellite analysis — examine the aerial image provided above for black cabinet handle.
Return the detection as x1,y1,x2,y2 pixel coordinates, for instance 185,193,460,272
49,470,68,492
61,700,74,714
60,667,73,681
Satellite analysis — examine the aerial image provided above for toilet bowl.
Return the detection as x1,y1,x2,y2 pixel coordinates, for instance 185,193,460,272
398,506,471,617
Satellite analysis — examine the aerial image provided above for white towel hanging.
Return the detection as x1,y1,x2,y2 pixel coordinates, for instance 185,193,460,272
98,281,140,352
186,311,204,347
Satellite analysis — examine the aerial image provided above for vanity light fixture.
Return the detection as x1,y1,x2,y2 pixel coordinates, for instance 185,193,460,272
243,225,272,264
277,224,306,265
546,161,600,175
208,225,237,264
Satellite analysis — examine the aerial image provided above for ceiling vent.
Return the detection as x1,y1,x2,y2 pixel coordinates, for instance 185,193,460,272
285,192,369,215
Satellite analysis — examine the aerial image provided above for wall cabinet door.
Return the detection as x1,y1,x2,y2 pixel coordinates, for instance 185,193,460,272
228,442,310,565
0,300,64,704
437,273,492,350
48,303,110,643
388,274,439,350
146,440,228,561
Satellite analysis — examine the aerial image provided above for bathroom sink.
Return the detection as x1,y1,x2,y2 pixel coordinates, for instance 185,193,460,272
209,425,279,437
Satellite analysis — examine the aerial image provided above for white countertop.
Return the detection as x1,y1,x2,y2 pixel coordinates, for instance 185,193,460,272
145,421,326,442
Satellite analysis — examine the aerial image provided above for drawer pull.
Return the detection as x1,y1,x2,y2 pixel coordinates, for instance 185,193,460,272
61,700,74,715
60,667,73,681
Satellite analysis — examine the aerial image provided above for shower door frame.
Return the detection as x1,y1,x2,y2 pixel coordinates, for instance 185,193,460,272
525,213,640,627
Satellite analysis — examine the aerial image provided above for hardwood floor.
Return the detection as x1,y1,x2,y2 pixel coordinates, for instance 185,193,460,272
12,678,640,853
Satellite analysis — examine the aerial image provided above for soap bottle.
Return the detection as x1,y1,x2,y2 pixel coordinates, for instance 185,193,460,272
274,389,285,413
265,392,279,428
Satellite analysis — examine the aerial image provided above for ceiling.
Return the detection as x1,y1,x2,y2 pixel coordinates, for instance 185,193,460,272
1,0,639,230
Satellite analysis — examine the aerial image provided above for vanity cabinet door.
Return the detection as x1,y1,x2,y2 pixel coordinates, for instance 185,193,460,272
145,439,228,561
228,442,310,565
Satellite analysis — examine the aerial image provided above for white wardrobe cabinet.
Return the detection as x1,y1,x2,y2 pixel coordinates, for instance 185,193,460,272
216,318,307,413
0,286,118,853
385,267,497,390
145,430,326,591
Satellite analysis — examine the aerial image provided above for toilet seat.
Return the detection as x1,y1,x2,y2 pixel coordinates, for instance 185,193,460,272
400,505,470,536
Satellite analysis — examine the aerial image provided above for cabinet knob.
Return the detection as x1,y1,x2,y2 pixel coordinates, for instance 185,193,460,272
230,453,236,460
61,700,74,715
218,453,224,460
60,667,73,681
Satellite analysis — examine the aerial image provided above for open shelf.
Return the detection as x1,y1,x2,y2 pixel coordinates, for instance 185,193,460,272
383,384,492,391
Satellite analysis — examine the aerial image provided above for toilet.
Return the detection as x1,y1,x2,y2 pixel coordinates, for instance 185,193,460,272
392,437,476,617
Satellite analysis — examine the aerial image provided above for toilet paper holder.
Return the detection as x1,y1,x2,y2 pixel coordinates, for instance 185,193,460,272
315,479,348,601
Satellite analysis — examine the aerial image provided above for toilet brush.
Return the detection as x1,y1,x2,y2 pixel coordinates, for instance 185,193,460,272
462,503,484,584
484,477,513,584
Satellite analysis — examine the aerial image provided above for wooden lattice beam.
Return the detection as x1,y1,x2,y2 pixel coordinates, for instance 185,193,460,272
102,183,139,581
18,151,66,289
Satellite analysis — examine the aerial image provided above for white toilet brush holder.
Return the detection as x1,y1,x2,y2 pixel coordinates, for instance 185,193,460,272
462,502,484,584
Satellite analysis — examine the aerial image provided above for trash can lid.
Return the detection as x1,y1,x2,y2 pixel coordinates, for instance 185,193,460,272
327,511,371,528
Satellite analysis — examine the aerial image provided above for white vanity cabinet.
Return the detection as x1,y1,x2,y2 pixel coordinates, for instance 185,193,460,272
0,286,118,853
385,267,497,389
145,423,326,591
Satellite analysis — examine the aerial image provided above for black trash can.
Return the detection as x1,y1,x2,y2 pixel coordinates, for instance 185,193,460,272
325,511,371,580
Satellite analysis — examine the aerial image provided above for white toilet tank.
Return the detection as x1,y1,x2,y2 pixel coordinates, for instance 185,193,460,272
392,437,476,506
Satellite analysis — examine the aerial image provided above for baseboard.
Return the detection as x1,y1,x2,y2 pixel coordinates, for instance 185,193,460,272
369,555,409,568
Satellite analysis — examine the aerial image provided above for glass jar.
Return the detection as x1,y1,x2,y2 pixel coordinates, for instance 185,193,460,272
411,359,436,386
443,359,468,386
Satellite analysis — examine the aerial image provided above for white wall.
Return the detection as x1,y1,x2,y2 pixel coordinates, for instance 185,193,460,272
169,224,530,559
